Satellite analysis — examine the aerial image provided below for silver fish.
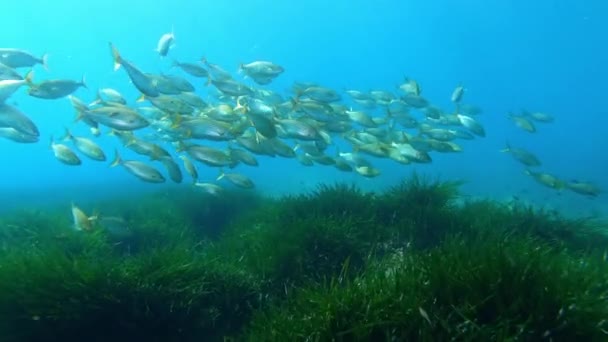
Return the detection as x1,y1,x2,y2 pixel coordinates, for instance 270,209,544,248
0,104,39,137
109,43,159,97
110,150,166,183
0,49,47,69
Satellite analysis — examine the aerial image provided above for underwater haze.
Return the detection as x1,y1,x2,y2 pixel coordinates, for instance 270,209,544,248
0,0,607,216
4,1,608,341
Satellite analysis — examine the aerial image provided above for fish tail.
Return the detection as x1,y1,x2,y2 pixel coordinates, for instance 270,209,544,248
24,69,34,85
89,91,103,106
135,93,146,103
61,127,72,142
289,97,299,110
73,108,85,122
110,149,122,167
216,169,225,181
175,141,186,152
109,42,122,71
80,75,87,88
169,114,183,129
40,53,49,71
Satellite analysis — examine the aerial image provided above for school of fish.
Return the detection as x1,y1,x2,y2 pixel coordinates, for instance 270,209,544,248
0,30,601,202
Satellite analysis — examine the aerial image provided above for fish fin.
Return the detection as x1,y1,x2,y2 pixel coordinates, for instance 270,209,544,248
109,42,122,71
61,127,72,142
89,91,103,106
136,93,146,103
24,70,34,85
124,137,136,147
41,53,49,71
170,114,183,129
49,135,55,149
175,141,186,152
216,169,225,181
73,109,85,123
80,75,87,88
110,149,122,167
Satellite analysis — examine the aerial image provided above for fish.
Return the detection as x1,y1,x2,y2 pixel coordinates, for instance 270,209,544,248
90,88,127,106
501,143,541,167
509,113,536,133
63,128,106,161
217,171,255,189
0,127,38,143
334,156,354,171
345,110,377,128
248,111,277,139
355,165,381,178
566,180,601,197
177,92,208,108
451,85,465,103
156,29,175,57
202,58,233,80
398,77,421,95
0,104,39,137
184,144,236,167
51,137,82,165
179,155,198,182
140,94,194,114
71,203,96,231
523,110,554,123
211,78,253,97
97,216,133,240
524,169,564,190
194,182,224,196
80,105,149,131
110,149,166,183
172,60,209,78
124,135,171,160
457,114,485,137
109,43,159,97
160,156,183,183
28,76,86,99
0,77,30,103
297,86,341,103
0,63,24,81
240,61,284,84
228,147,259,166
401,93,428,108
276,118,323,141
178,117,236,141
0,49,47,69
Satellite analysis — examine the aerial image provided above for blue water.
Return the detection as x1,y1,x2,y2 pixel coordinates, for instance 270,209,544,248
1,1,606,217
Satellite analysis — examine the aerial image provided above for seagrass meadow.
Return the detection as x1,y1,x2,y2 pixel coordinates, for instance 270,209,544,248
1,174,607,341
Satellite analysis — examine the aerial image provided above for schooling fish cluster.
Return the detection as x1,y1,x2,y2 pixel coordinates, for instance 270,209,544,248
0,31,600,198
